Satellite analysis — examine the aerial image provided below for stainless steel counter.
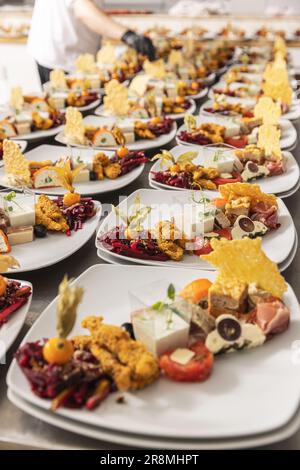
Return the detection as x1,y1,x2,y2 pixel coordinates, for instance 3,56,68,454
0,101,299,450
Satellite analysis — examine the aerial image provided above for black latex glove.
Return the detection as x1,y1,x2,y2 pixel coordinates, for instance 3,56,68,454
121,30,156,61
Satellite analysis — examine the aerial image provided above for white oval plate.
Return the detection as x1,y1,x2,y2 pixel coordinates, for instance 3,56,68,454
96,188,295,268
176,115,297,150
201,97,300,122
0,280,32,356
11,124,65,142
43,80,129,96
203,72,216,85
149,145,299,196
0,145,145,196
7,264,300,440
55,115,177,151
94,99,196,122
9,386,300,450
60,98,101,113
0,200,101,274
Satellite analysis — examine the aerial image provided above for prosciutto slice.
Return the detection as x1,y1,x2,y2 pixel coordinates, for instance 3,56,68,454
251,203,279,230
255,299,290,336
265,160,285,176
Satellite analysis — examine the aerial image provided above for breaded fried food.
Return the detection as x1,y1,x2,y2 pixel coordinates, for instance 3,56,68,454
35,194,69,232
72,316,160,391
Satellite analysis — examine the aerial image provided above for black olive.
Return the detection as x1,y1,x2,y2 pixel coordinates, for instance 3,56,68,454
121,322,135,340
217,317,241,342
34,224,47,238
238,217,255,233
248,162,259,173
89,170,97,181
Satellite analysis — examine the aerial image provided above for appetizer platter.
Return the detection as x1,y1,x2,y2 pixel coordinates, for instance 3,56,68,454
0,143,147,196
0,276,32,356
208,40,300,121
94,79,197,121
0,141,101,273
96,188,296,268
149,143,299,196
7,249,300,442
0,87,65,142
55,108,177,151
176,114,297,150
44,52,132,96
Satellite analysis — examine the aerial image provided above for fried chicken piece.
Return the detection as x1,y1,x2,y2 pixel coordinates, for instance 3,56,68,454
93,152,110,166
32,112,54,130
156,239,184,261
73,335,133,391
104,163,122,179
35,194,69,232
73,316,160,391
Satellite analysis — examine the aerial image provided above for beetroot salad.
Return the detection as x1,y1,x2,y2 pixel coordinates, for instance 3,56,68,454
0,279,32,327
98,226,169,262
15,342,113,410
55,197,96,233
109,150,148,175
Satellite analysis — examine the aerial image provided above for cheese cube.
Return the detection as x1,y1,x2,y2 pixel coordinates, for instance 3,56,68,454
124,132,135,144
204,151,236,173
74,168,90,183
132,305,190,357
7,226,34,245
4,202,35,228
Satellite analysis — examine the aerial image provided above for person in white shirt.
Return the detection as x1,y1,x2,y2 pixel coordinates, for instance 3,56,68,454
28,0,155,84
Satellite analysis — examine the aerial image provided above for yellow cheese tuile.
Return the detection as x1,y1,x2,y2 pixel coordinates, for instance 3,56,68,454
65,107,86,145
3,139,31,186
75,53,96,74
201,238,287,299
10,87,24,112
219,183,277,209
257,124,282,159
254,97,281,126
50,69,67,89
143,59,167,80
103,79,129,116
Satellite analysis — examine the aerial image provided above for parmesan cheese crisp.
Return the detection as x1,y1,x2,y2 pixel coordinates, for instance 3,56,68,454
254,97,281,126
75,54,96,74
143,59,167,80
10,87,24,112
50,69,67,89
3,139,31,186
103,80,129,116
201,238,287,299
65,107,86,145
257,124,281,159
168,50,184,67
97,45,117,65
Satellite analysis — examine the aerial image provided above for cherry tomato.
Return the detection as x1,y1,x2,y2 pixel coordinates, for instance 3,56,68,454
194,239,213,256
43,337,74,365
159,341,214,382
224,136,248,148
213,172,242,186
214,228,232,240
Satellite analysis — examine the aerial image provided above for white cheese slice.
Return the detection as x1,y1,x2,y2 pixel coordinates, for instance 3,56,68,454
4,202,35,228
74,169,90,183
204,152,236,173
132,307,190,357
170,348,195,365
